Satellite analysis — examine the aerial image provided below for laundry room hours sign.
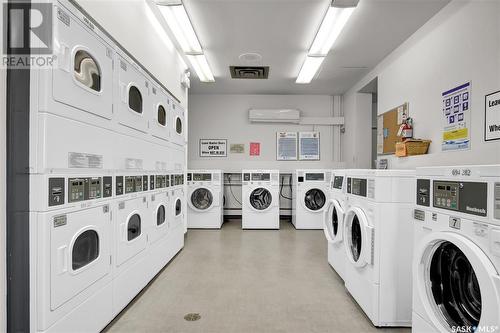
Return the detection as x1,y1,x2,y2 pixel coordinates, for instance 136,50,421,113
199,139,227,157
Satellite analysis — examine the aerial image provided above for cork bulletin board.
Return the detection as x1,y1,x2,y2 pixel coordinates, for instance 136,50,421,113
377,103,409,155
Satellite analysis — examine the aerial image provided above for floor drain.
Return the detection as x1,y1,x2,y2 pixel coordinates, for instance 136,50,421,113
184,313,201,321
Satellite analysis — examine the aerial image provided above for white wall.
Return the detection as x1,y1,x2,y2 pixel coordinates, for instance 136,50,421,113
77,0,189,107
0,0,6,329
342,0,500,169
188,94,343,172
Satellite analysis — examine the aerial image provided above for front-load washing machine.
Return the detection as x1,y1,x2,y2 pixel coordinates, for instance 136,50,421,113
343,169,415,327
112,172,150,315
292,169,331,229
242,170,280,229
32,172,114,332
323,169,348,280
412,165,500,333
187,170,224,229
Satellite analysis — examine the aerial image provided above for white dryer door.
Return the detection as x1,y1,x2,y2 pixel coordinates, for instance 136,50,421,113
50,205,111,310
344,206,374,268
414,231,500,332
323,199,345,244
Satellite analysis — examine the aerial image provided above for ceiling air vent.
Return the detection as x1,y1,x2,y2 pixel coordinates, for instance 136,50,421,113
230,66,269,79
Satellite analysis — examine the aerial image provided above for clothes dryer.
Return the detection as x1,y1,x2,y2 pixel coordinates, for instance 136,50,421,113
170,102,186,147
242,170,280,229
33,172,114,332
323,170,348,280
171,173,186,231
412,165,500,333
150,84,171,145
187,170,223,229
343,169,415,327
292,169,331,229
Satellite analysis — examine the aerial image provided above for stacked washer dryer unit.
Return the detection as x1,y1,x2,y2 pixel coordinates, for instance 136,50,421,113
323,170,348,280
242,170,280,229
187,170,224,229
412,165,500,333
343,169,415,327
22,1,186,332
292,169,331,229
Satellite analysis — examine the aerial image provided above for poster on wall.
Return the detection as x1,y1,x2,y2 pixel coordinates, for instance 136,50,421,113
276,132,297,160
230,144,245,154
485,90,500,142
441,82,471,151
250,142,260,156
299,132,320,160
199,139,227,157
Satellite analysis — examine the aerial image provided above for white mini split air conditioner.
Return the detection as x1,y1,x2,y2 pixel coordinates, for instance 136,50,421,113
248,109,301,123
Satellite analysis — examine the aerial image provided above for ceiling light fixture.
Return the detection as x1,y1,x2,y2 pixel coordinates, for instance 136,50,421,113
296,0,358,84
157,1,215,82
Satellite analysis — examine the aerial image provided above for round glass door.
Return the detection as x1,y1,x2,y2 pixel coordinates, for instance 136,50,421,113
250,188,272,210
304,189,326,211
72,230,99,270
191,188,213,210
157,205,166,226
74,50,101,91
429,241,481,329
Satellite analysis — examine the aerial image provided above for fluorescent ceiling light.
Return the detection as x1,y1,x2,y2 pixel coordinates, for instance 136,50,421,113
296,56,325,84
309,6,355,56
158,4,202,54
187,54,215,83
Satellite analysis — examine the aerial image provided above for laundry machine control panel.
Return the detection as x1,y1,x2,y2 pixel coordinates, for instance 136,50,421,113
156,175,167,188
103,177,112,198
251,173,270,181
433,181,487,217
347,178,367,197
333,176,344,190
305,173,324,181
193,173,212,182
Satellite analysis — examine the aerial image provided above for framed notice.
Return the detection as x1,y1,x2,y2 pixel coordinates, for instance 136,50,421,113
230,144,245,154
485,90,500,142
199,139,227,157
299,132,320,160
442,82,471,151
276,132,297,160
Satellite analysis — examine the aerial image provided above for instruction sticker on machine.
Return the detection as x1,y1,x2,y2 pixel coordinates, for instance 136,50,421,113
441,82,471,151
299,132,320,160
199,139,227,157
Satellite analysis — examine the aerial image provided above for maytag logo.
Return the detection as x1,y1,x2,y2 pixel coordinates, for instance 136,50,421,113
466,206,486,215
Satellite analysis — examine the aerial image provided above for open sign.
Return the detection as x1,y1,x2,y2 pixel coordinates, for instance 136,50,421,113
199,139,227,157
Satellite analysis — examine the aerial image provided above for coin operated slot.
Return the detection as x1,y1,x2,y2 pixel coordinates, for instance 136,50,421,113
416,179,431,207
48,178,65,207
87,177,102,200
243,173,250,182
125,176,135,194
103,177,112,198
116,176,124,196
187,173,192,182
68,178,85,203
150,175,155,190
347,178,352,194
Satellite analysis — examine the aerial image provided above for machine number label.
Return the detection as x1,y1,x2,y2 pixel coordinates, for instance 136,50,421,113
53,215,67,228
413,209,425,221
451,169,471,177
449,217,461,230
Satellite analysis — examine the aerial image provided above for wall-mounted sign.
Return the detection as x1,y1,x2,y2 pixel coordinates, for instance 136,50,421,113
299,132,320,160
230,144,245,154
250,142,260,156
276,132,297,161
485,90,500,142
441,82,471,151
199,139,227,157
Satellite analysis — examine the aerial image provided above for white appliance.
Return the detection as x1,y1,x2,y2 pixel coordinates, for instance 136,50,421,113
323,170,348,280
149,174,170,246
112,172,150,315
343,169,415,327
171,172,186,231
170,102,186,147
242,170,280,229
248,109,300,123
292,169,331,229
149,84,171,145
33,173,114,332
187,170,224,229
412,165,500,333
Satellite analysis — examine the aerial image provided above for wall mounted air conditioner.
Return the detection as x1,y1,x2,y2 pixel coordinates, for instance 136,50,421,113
248,109,301,123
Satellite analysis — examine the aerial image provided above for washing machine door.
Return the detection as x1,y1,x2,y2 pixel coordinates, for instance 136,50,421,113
249,187,273,212
189,187,215,212
52,6,113,119
323,199,345,244
414,231,500,332
303,188,327,212
344,206,374,268
50,205,111,310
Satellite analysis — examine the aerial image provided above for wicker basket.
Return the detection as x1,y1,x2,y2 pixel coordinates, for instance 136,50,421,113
395,140,431,157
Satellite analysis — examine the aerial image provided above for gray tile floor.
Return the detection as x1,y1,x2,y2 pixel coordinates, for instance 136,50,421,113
105,219,410,333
